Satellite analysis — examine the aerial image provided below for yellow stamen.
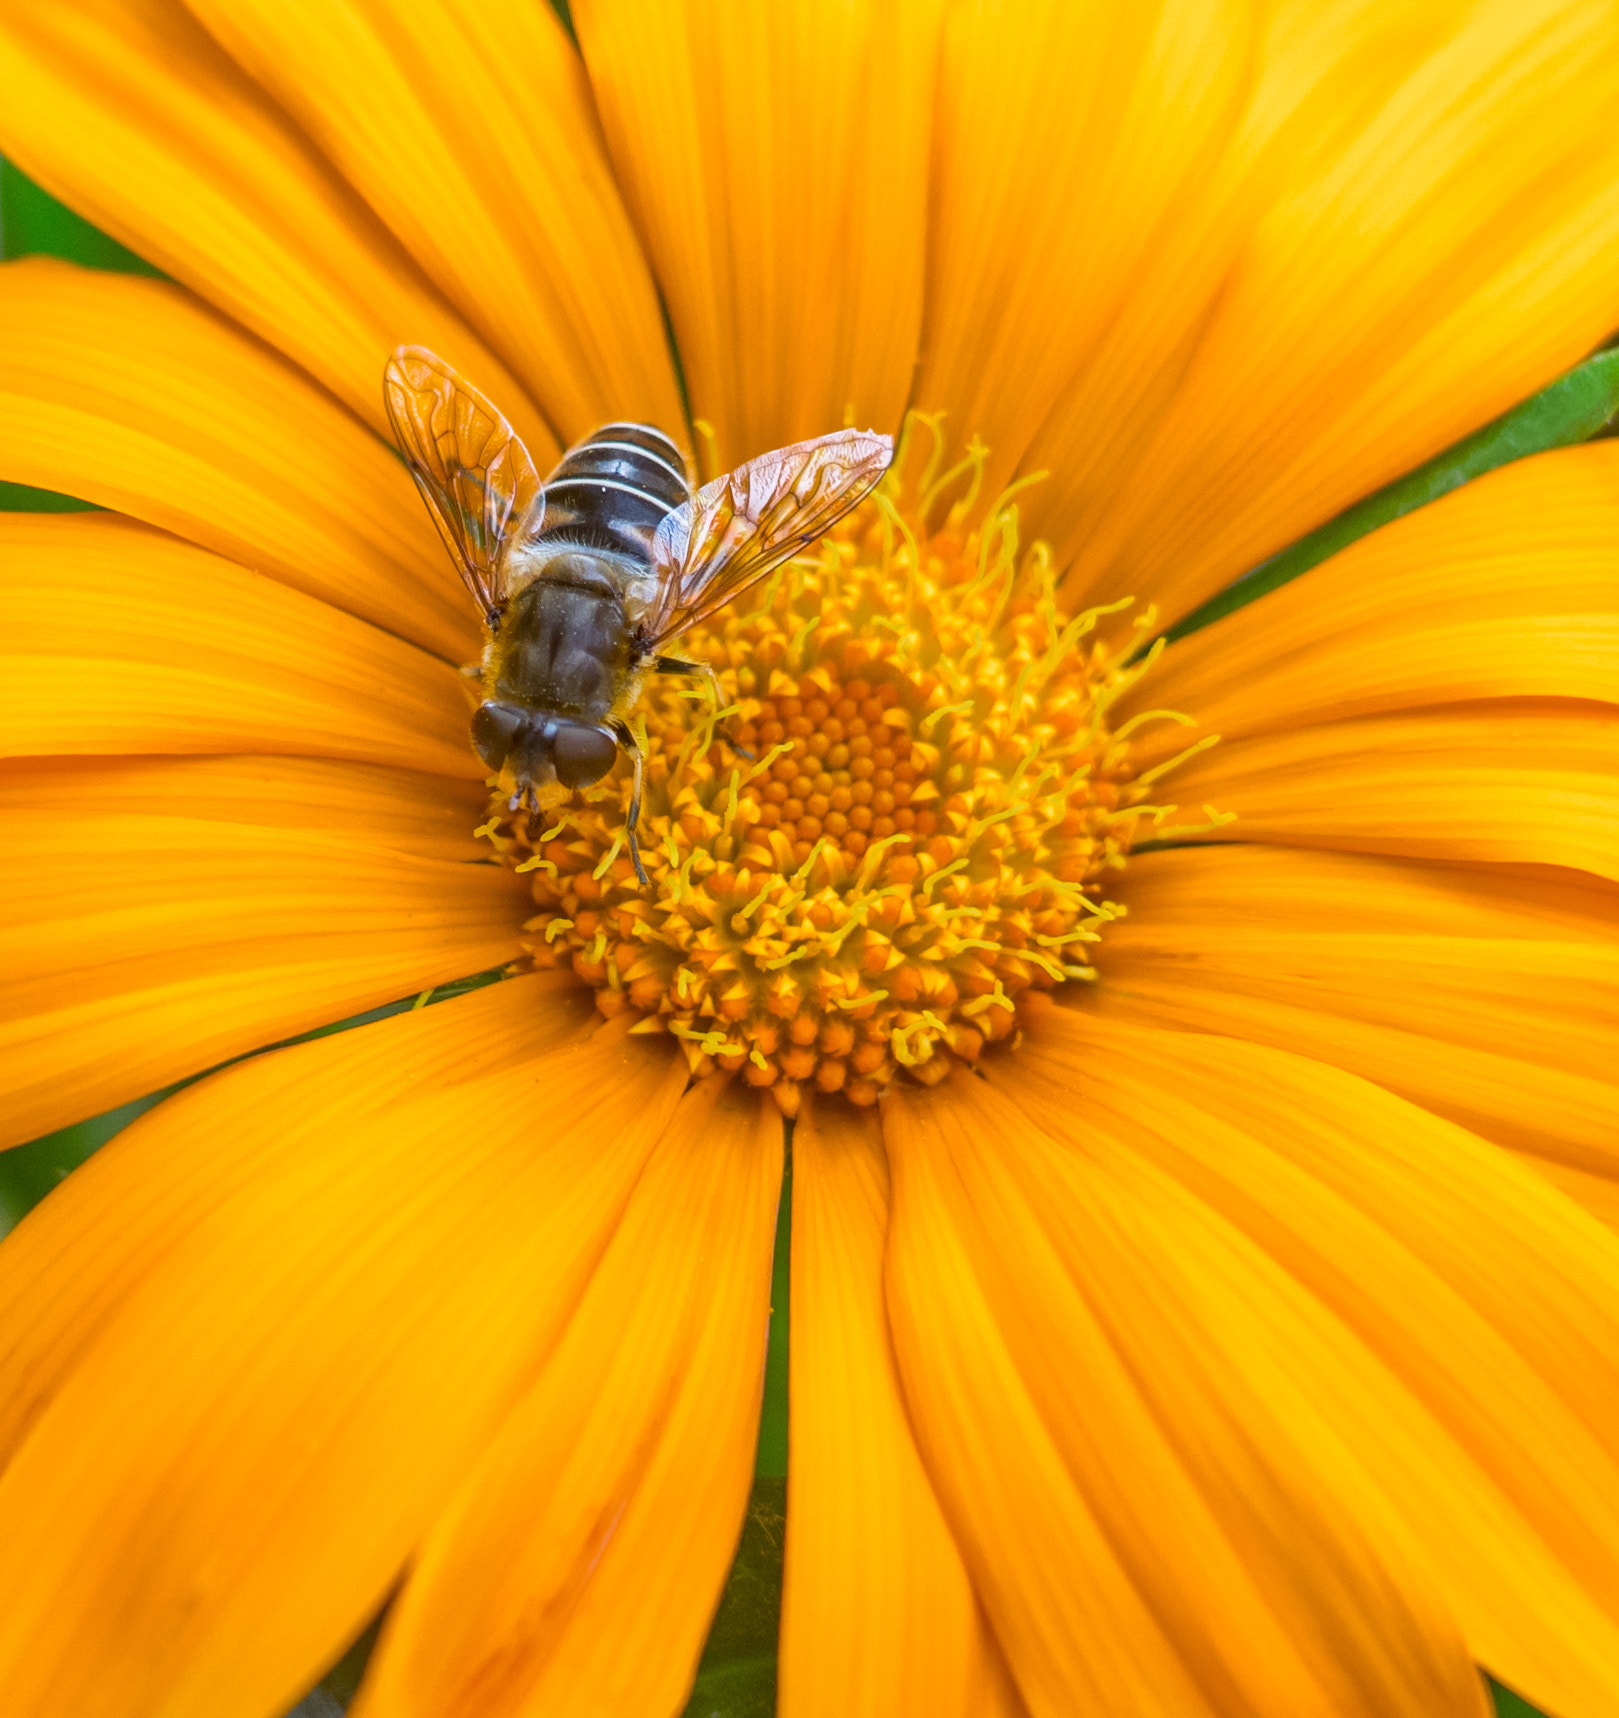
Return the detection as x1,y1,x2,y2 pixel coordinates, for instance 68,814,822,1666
492,420,1217,1114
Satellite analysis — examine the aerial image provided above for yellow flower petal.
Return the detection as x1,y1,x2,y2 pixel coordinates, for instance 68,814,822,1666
883,1070,1486,1718
185,0,685,446
0,1020,687,1718
917,0,1252,507
2,7,1617,1714
0,512,475,772
0,969,596,1474
1044,0,1619,621
884,1103,1209,1715
0,257,475,661
0,753,530,1147
0,751,500,863
1521,1160,1619,1235
1009,1009,1619,1718
1134,443,1619,741
1168,704,1619,878
355,1078,779,1718
781,1100,1017,1718
573,0,941,467
0,0,552,449
1097,845,1619,1179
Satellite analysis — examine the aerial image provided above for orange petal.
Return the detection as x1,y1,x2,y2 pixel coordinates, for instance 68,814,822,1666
0,512,475,772
1520,1159,1619,1236
186,0,684,447
355,1078,781,1718
916,0,1252,507
1007,1008,1619,1718
883,1070,1487,1718
0,257,475,660
2,752,510,862
1096,844,1619,1176
0,0,552,449
0,968,597,1474
0,1019,687,1718
1131,443,1619,743
1163,703,1619,879
0,752,529,1145
574,0,941,467
1043,0,1619,622
780,1099,1016,1718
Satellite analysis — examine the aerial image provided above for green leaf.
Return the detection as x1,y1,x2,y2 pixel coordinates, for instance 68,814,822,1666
547,0,578,44
676,1146,792,1717
1489,1675,1552,1718
0,1090,177,1235
681,1478,787,1718
755,1140,792,1481
1,154,163,276
681,1656,778,1718
675,1134,793,1717
0,479,98,512
309,1613,384,1711
1166,345,1619,643
2,155,162,513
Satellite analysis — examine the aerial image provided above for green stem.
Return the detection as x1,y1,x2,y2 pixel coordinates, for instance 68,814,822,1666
1166,346,1619,643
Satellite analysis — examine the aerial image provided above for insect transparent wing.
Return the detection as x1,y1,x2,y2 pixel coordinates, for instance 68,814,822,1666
383,344,543,622
644,428,892,648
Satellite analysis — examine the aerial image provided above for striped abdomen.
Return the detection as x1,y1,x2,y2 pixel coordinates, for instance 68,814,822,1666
532,422,690,566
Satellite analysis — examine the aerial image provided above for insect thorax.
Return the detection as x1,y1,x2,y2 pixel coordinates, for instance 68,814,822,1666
490,550,637,724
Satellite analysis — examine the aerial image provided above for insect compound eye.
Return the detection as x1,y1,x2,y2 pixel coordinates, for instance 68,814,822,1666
551,723,618,789
471,700,527,769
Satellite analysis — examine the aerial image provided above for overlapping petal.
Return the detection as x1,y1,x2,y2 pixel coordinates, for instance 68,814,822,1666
183,0,685,447
0,512,474,770
356,1078,780,1718
0,1018,688,1718
1165,705,1619,878
1131,443,1619,740
917,0,1252,508
883,1067,1488,1718
0,258,474,659
781,1101,1016,1718
0,0,550,447
1,1,1616,1716
0,753,530,1146
0,971,596,1473
1041,0,1619,622
1097,845,1619,1179
1003,1009,1619,1718
574,0,941,469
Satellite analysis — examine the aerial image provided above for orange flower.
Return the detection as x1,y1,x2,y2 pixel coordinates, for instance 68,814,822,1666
2,2,1619,1716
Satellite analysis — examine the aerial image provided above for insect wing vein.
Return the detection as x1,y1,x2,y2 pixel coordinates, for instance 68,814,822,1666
383,344,543,618
646,428,892,647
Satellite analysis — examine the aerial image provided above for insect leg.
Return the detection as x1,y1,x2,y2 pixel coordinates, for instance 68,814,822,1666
608,718,651,888
652,655,754,759
653,654,703,675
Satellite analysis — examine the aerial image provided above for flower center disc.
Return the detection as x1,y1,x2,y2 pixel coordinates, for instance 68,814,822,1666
489,434,1183,1115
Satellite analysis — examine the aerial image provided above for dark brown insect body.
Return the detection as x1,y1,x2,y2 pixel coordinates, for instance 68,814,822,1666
471,424,692,806
384,346,893,882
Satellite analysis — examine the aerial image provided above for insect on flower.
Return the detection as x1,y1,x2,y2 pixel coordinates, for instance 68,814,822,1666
383,345,893,884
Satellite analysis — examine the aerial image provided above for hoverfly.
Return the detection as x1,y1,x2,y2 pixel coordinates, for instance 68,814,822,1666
384,346,893,884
